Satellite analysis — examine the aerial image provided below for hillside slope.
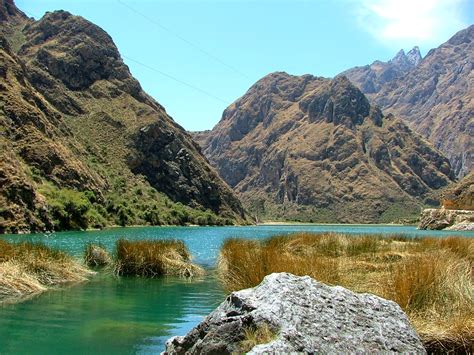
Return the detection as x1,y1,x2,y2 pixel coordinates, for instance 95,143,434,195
0,1,246,233
199,73,453,223
343,26,473,178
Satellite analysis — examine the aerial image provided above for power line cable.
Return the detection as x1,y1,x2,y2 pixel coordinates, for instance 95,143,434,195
16,8,231,105
117,0,249,79
122,54,231,104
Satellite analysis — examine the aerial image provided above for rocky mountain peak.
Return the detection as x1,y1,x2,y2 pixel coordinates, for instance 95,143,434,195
18,9,146,104
406,46,422,66
301,75,374,127
371,25,473,178
390,49,406,63
341,45,422,97
390,47,421,70
447,24,473,46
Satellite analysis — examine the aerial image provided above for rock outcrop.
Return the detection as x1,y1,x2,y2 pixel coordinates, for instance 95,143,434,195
164,273,426,354
418,208,474,231
198,72,453,223
0,0,247,233
343,26,473,178
419,172,474,230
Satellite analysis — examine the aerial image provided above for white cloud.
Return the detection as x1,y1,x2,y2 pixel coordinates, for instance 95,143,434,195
356,0,469,46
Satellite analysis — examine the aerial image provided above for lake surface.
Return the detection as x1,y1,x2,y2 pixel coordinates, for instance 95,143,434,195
1,225,473,354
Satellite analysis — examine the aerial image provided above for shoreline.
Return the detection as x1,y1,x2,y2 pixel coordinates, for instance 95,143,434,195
4,222,474,237
257,221,409,226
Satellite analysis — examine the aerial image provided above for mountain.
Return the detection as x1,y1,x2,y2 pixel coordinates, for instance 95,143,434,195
341,47,421,96
342,26,473,178
197,72,453,223
0,1,246,233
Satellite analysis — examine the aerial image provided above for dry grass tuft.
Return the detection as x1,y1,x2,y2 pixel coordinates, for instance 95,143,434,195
239,323,278,353
0,240,93,302
114,239,204,278
84,243,112,267
218,233,474,352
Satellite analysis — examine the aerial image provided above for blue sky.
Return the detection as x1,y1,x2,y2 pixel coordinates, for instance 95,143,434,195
16,0,474,131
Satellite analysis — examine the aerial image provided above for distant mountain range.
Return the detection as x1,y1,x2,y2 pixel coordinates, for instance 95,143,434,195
341,46,422,95
342,26,473,178
0,0,247,233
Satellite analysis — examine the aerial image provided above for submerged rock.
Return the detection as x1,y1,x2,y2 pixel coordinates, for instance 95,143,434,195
164,273,425,354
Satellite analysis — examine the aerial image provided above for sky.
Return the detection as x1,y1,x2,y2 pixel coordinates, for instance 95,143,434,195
16,0,474,131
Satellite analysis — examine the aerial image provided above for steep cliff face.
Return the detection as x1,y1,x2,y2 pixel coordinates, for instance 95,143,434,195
0,1,246,233
343,26,473,178
200,72,453,223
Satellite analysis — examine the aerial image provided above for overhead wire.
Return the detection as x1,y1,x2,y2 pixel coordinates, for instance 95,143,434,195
18,5,233,105
117,0,249,79
122,54,231,104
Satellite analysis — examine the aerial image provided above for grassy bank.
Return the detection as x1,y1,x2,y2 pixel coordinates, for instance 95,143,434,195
114,239,204,278
0,240,93,303
218,233,473,352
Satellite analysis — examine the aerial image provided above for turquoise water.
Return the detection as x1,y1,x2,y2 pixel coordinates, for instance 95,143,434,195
0,225,472,354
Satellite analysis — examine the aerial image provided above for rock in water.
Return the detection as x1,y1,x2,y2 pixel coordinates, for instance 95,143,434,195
164,273,426,354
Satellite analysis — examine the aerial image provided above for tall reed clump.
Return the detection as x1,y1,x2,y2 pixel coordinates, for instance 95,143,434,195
383,241,473,353
218,235,341,292
218,233,473,352
114,239,204,278
0,240,94,302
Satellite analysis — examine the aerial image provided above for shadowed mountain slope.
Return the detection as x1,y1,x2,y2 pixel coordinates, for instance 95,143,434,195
442,172,474,211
